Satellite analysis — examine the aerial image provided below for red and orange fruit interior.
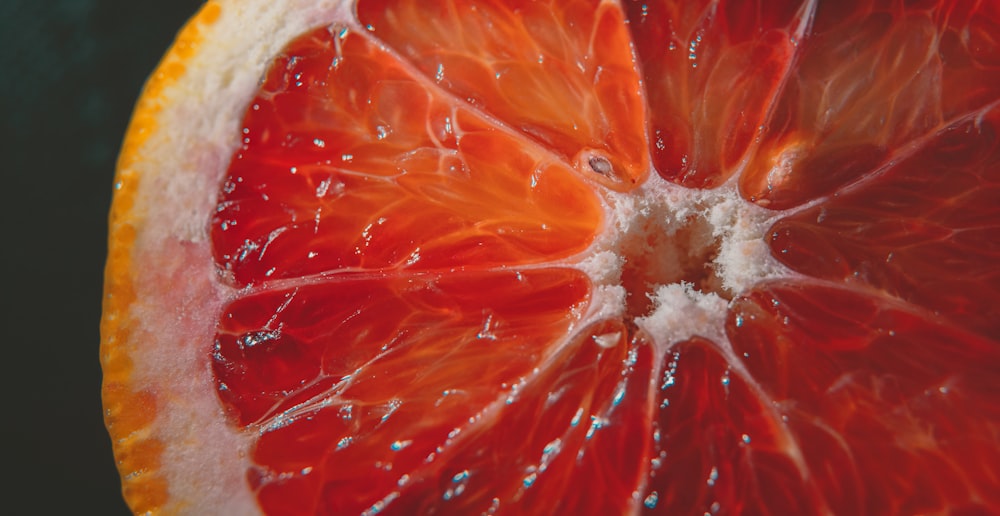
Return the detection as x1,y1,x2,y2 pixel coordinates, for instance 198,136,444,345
103,0,1000,514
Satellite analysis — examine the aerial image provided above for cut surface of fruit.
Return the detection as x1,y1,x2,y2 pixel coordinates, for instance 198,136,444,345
102,0,1000,514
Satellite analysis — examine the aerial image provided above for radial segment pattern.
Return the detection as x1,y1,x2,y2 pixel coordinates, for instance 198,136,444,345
208,0,1000,513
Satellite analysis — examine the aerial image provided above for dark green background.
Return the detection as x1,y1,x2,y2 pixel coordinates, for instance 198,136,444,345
1,1,203,513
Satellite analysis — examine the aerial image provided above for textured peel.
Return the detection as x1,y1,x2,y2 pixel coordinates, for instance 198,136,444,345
103,2,358,513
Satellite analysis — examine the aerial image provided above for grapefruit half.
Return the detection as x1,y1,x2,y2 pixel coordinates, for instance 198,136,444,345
102,0,1000,514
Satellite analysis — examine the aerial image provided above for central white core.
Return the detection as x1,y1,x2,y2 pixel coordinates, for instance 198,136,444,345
576,176,789,348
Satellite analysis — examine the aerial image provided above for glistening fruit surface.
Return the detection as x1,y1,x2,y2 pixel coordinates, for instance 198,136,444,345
103,0,1000,514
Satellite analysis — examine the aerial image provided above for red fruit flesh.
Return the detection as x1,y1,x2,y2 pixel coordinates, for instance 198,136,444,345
205,0,1000,514
769,106,1000,337
728,283,1000,513
626,0,809,189
738,0,1000,209
356,0,650,187
211,28,603,287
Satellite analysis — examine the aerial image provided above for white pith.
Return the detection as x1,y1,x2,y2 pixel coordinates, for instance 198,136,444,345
120,2,354,514
115,0,800,514
576,176,791,353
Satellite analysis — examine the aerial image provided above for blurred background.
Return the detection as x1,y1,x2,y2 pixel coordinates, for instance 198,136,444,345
1,1,202,512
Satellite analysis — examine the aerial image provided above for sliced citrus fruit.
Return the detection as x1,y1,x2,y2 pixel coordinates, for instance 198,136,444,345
102,0,1000,514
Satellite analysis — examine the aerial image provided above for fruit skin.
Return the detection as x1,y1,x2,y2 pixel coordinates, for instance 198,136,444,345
103,2,268,513
101,4,221,511
104,2,375,511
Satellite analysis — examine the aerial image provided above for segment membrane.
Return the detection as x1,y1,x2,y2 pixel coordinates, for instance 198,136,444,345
727,281,1000,513
740,0,1000,208
214,269,592,514
769,104,1000,337
639,337,819,514
357,0,650,188
625,0,812,188
212,28,603,287
382,322,654,515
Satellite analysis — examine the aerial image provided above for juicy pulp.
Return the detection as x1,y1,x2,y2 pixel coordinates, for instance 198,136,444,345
105,0,1000,514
